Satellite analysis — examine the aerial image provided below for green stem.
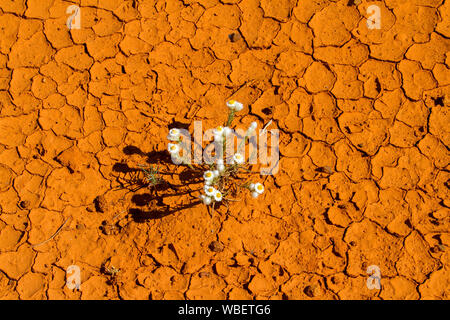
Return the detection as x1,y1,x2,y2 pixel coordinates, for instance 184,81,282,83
225,109,235,127
222,136,226,156
183,161,194,170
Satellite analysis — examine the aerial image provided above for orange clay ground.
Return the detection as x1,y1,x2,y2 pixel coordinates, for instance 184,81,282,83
0,0,449,300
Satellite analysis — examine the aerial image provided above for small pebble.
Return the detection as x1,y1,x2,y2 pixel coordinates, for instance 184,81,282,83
94,195,108,213
208,241,225,253
18,200,30,209
304,285,315,297
76,224,85,230
228,33,241,42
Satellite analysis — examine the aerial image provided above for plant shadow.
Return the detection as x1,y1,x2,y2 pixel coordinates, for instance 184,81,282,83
112,145,202,222
129,200,201,222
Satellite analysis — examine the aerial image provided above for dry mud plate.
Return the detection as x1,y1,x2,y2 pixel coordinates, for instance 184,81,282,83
0,0,449,300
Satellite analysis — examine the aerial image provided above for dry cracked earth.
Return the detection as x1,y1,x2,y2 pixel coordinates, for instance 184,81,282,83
0,0,449,300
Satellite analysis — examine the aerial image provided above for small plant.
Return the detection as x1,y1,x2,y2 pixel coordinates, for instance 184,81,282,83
105,266,120,277
139,164,162,189
102,264,121,286
167,100,266,208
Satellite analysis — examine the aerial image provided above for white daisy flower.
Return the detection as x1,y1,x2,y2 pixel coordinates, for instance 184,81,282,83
203,170,215,183
251,191,259,198
254,182,264,194
226,100,244,111
213,191,223,202
213,126,225,136
167,143,180,154
167,128,181,141
223,127,233,137
232,153,244,165
201,195,212,205
204,185,216,197
249,183,255,191
213,170,220,177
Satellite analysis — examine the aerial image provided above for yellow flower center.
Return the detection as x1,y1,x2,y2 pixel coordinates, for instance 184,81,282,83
257,185,263,191
228,100,235,104
206,172,212,178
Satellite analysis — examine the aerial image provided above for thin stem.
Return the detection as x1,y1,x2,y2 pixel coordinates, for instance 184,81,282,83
222,136,227,156
185,162,195,170
225,109,235,127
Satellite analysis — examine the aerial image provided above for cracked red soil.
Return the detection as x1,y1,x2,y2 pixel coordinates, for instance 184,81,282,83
0,0,449,300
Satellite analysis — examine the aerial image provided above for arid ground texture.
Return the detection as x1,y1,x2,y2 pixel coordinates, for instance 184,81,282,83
0,0,449,300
